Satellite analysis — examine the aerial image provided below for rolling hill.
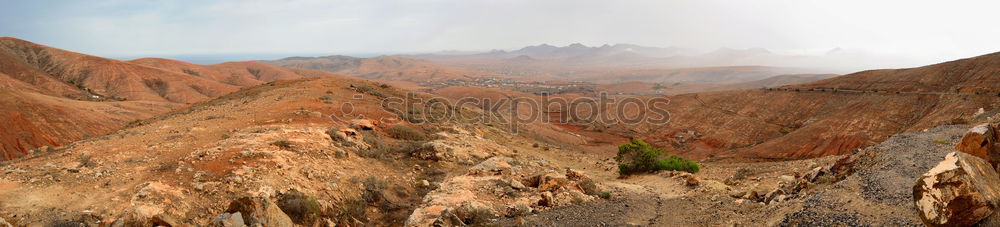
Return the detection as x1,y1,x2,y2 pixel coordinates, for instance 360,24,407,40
614,53,1000,160
0,37,346,160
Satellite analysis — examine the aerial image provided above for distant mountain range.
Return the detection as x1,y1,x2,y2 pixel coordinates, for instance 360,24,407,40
407,43,926,72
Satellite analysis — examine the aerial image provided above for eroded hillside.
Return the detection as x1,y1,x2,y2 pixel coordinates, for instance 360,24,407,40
0,38,352,160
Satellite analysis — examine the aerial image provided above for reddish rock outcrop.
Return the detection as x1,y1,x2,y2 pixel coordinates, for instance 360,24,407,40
955,123,1000,169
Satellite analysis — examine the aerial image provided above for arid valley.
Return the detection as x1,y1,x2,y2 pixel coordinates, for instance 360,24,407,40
4,1,1000,226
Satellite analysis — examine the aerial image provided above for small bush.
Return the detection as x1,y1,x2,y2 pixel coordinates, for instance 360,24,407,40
79,155,96,168
155,162,176,172
932,139,950,145
336,198,369,223
615,138,700,175
654,156,700,173
351,85,387,98
318,96,333,104
816,175,835,184
182,68,202,77
362,177,388,204
361,131,385,149
357,131,390,159
271,139,293,150
386,125,427,141
615,138,662,174
396,141,425,156
578,178,600,195
277,190,322,225
599,191,612,199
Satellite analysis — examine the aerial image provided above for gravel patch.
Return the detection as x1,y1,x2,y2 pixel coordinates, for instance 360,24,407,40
781,125,969,226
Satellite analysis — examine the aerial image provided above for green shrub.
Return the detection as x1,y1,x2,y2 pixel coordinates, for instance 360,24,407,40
386,125,427,141
615,138,700,175
654,156,700,173
615,138,663,174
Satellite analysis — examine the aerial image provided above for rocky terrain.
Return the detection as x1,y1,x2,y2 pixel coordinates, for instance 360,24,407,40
4,38,1000,226
0,77,607,226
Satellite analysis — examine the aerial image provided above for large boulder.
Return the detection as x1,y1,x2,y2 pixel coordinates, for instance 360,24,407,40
226,197,295,227
350,119,378,130
913,152,1000,227
326,127,370,150
531,172,570,191
955,123,1000,169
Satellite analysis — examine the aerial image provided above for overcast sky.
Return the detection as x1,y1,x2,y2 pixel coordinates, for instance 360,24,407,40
2,0,1000,66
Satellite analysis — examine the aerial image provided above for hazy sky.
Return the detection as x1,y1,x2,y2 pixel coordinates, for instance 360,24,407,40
2,0,1000,66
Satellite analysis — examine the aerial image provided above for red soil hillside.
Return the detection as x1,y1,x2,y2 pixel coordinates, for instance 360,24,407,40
0,68,175,160
788,52,1000,93
610,53,1000,160
0,38,349,160
0,38,239,103
128,58,333,88
0,88,175,160
643,90,992,160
